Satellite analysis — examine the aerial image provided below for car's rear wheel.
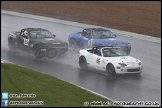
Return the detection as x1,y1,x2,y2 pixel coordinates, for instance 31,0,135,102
79,56,88,69
106,64,116,75
34,48,46,59
47,48,57,59
8,38,16,50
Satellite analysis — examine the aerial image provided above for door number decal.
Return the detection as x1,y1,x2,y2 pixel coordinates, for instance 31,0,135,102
24,38,29,46
96,58,100,64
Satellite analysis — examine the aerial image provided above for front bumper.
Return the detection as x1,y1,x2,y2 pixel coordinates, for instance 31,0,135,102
115,64,143,74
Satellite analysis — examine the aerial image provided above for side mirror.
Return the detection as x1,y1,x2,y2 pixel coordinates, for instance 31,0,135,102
53,34,56,37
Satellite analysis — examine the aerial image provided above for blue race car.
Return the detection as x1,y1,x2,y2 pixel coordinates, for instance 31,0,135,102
68,28,131,55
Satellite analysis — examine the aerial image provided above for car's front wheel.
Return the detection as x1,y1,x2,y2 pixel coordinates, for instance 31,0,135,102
79,56,88,69
47,48,57,59
106,63,116,75
34,48,46,59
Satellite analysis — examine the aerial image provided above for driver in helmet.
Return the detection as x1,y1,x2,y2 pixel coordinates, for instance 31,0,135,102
23,30,29,39
24,30,28,36
97,48,102,56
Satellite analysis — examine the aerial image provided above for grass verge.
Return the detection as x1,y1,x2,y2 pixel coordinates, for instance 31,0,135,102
1,63,117,107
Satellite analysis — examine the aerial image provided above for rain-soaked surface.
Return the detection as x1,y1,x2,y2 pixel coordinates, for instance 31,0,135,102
1,13,161,106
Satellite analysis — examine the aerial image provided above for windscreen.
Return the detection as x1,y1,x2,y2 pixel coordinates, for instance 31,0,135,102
30,30,53,39
92,30,116,39
102,48,127,57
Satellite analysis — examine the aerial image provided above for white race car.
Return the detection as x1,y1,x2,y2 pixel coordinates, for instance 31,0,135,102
79,46,143,75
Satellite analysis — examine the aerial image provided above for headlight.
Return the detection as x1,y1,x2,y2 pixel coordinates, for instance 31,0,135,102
118,63,127,66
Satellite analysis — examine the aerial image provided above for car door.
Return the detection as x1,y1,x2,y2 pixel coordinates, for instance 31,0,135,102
17,30,30,50
89,49,103,69
18,30,39,51
80,29,92,48
28,30,40,48
90,54,103,69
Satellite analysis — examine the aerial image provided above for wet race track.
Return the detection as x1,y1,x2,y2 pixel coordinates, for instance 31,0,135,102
1,13,161,105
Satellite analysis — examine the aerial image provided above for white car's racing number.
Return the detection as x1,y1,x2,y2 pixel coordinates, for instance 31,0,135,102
96,58,100,64
24,38,29,46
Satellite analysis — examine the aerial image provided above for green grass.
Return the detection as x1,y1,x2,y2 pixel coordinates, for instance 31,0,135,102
1,63,118,107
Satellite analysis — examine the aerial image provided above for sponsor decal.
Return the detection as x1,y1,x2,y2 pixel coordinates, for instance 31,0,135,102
102,59,105,64
24,38,29,46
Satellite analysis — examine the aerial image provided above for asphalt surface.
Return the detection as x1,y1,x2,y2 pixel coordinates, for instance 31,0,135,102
1,14,161,106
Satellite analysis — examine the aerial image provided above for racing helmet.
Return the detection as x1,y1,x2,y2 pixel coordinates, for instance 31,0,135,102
24,30,28,36
97,48,101,56
97,48,101,53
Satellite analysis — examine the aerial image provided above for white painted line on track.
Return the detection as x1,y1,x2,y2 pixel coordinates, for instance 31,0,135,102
1,10,161,44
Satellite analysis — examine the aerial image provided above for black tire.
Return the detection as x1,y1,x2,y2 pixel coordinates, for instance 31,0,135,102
79,56,88,69
69,38,77,48
47,48,57,59
34,48,46,59
106,63,116,75
8,38,16,50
